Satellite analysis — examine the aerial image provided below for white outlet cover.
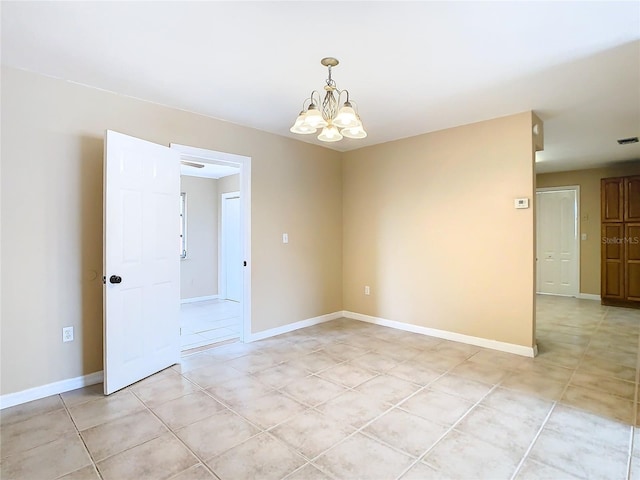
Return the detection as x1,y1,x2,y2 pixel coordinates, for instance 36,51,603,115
63,326,74,342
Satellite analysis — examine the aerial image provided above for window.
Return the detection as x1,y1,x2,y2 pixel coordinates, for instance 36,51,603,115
180,192,187,258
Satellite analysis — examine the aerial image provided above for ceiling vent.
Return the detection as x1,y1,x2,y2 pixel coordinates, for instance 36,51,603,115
617,137,639,145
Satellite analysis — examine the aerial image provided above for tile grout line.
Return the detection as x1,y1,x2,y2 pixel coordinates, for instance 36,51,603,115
135,364,269,477
9,306,636,480
180,313,640,480
508,402,558,480
201,341,388,479
127,388,224,480
554,308,605,405
298,359,451,476
546,306,639,425
395,382,502,480
272,348,466,474
58,393,105,480
357,352,497,478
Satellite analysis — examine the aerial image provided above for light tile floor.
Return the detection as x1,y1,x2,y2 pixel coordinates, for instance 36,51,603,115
1,296,639,479
180,299,241,351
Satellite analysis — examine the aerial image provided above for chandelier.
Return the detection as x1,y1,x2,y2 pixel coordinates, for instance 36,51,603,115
290,57,367,142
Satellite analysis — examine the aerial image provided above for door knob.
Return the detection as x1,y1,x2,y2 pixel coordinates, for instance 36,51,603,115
109,275,122,284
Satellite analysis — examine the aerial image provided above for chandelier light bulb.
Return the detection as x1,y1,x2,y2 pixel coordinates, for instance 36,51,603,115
341,117,367,139
290,112,316,134
333,102,358,129
317,125,343,142
303,105,328,129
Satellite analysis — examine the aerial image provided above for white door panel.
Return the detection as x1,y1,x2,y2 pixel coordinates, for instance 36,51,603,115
104,130,181,395
536,189,579,296
222,193,242,302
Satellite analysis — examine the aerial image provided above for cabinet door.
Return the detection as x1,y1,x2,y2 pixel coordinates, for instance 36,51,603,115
625,176,640,222
601,178,624,222
626,223,640,301
601,223,625,299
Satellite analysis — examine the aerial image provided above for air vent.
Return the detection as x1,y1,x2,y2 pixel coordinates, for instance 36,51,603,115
180,161,204,168
617,137,639,145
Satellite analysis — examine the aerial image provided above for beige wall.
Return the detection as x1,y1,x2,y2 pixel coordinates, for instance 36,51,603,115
180,176,218,300
0,65,541,397
0,67,343,395
536,161,640,295
219,173,240,194
343,112,537,348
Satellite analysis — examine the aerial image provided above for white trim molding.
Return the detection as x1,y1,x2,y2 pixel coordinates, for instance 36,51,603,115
170,143,251,344
343,311,537,358
247,311,343,343
180,295,219,304
0,371,104,410
578,293,601,301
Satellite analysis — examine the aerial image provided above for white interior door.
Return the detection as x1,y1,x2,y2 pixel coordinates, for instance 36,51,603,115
104,130,181,395
536,188,579,296
222,193,242,302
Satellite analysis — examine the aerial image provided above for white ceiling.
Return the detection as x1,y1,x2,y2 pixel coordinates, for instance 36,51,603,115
180,159,239,180
2,1,639,173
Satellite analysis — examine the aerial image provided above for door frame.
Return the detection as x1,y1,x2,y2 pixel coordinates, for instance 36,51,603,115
220,191,241,302
170,143,251,342
535,185,581,297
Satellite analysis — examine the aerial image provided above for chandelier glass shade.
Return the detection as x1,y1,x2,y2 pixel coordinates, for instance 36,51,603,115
290,58,367,142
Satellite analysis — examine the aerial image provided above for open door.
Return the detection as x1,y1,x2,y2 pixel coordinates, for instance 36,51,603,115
103,130,181,394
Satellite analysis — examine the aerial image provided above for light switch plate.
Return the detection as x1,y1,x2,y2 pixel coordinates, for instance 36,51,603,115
514,198,529,209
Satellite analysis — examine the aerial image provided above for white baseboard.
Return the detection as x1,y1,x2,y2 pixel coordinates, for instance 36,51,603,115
0,371,104,410
180,295,220,304
537,292,601,302
577,293,601,301
247,311,343,342
343,311,537,358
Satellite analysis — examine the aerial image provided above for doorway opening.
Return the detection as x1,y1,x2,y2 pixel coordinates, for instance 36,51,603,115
534,185,584,359
171,144,251,352
536,186,580,297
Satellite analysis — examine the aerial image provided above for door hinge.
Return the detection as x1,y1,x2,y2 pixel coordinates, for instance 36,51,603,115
102,276,106,285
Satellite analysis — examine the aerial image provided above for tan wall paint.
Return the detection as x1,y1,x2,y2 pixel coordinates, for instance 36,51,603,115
536,161,640,295
218,173,240,194
180,176,218,300
0,67,343,395
343,112,537,348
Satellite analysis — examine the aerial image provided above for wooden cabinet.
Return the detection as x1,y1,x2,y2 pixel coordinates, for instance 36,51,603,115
625,176,640,221
601,175,640,308
602,177,624,222
601,223,625,300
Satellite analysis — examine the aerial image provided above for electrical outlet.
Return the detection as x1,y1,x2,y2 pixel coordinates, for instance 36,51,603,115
364,286,371,295
62,326,74,343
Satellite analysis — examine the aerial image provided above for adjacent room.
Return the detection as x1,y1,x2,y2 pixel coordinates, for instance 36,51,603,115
1,2,639,479
179,161,243,351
